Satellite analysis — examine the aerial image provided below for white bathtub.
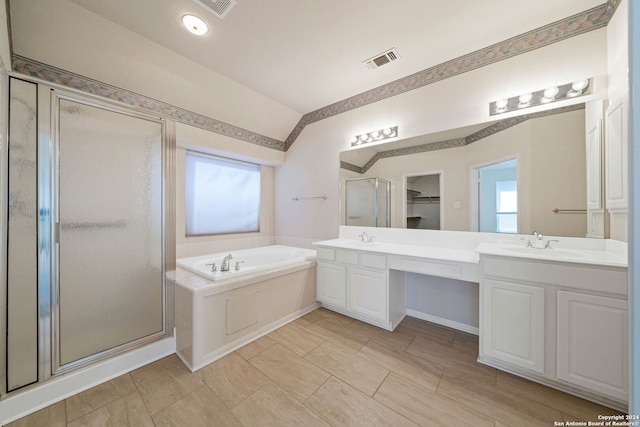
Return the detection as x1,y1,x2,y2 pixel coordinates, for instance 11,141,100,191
173,245,318,371
177,245,316,283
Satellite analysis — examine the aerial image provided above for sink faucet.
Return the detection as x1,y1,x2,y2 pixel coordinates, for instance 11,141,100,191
358,232,375,243
221,254,233,271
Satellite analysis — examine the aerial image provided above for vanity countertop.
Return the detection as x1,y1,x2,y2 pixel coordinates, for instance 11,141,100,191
314,238,479,264
315,227,628,269
475,242,627,268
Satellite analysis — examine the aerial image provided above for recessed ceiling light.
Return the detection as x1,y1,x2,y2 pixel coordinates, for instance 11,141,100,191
182,14,208,35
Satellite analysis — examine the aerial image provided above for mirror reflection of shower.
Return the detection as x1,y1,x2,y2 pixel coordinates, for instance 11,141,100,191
405,173,441,230
344,178,390,227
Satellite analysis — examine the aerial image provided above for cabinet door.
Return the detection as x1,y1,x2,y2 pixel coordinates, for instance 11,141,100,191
557,291,627,401
348,267,387,321
316,262,346,308
605,96,628,211
482,279,545,373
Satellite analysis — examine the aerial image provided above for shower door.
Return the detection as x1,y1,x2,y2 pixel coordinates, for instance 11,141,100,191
52,95,166,373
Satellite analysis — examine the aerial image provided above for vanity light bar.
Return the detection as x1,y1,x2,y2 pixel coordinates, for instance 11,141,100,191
490,79,591,116
351,126,398,147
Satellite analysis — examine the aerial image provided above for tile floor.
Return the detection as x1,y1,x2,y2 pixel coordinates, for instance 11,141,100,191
8,308,622,426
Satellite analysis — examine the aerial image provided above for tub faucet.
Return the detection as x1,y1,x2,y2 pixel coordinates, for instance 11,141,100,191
221,254,233,272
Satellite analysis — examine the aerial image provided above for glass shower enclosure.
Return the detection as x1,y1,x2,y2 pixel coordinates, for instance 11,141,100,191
2,76,174,393
344,177,391,227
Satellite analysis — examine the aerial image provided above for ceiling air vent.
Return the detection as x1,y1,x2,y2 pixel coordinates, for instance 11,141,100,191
192,0,237,19
363,48,400,70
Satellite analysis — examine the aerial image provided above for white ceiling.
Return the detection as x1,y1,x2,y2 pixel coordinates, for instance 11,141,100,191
67,0,604,114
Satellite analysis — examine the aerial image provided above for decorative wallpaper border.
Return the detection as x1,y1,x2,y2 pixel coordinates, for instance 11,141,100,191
11,55,287,151
342,104,585,174
285,4,609,149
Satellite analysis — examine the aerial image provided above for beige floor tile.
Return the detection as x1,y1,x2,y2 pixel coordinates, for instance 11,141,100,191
231,382,329,427
235,335,276,360
249,344,330,401
66,374,137,421
313,307,356,326
306,319,370,352
400,316,457,345
298,309,327,325
346,320,417,351
451,331,480,357
496,370,623,421
306,376,418,427
67,392,154,427
407,334,496,385
437,374,564,427
152,385,243,427
6,400,66,427
374,373,494,427
130,354,204,415
198,351,272,409
357,340,442,391
305,341,389,396
268,323,324,356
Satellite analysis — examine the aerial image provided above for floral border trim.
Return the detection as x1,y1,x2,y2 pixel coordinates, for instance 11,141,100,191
11,55,287,151
345,103,585,174
285,4,609,149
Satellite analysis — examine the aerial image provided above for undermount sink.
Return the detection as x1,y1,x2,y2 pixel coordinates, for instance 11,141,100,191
503,246,586,259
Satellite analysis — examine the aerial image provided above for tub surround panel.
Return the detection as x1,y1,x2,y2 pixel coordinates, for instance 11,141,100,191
173,246,318,372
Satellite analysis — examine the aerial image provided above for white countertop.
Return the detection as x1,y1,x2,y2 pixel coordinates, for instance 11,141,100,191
314,238,479,264
315,227,628,269
475,242,628,268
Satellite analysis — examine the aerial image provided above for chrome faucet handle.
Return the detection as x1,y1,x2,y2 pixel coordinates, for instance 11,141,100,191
368,236,375,243
544,239,560,249
235,261,245,271
205,262,217,272
358,232,368,242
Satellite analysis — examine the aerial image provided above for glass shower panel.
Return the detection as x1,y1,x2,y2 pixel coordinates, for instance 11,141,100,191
345,178,390,227
345,178,376,226
6,78,39,391
57,99,164,368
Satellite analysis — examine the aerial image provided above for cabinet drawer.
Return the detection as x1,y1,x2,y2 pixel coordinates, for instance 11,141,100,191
336,250,358,265
316,247,335,261
360,253,386,270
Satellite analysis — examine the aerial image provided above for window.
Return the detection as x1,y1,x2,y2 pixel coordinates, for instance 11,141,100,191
185,151,260,236
496,180,518,233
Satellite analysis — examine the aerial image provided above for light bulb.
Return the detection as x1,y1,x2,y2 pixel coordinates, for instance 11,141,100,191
495,99,508,109
543,86,559,99
383,128,393,136
518,93,532,105
571,80,589,91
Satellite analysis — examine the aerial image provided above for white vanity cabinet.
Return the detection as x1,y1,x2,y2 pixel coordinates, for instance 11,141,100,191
482,278,545,374
557,291,628,401
479,254,628,409
316,261,346,308
315,245,404,330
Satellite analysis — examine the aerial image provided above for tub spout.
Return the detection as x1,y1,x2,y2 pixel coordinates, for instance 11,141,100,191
221,254,233,272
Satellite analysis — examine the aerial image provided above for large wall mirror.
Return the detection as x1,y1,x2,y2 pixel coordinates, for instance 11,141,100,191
340,104,595,238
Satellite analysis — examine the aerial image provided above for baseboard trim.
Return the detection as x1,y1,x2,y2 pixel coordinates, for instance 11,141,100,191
405,309,479,335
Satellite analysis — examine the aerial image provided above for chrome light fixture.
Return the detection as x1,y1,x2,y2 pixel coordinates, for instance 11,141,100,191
351,126,398,146
490,79,591,116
